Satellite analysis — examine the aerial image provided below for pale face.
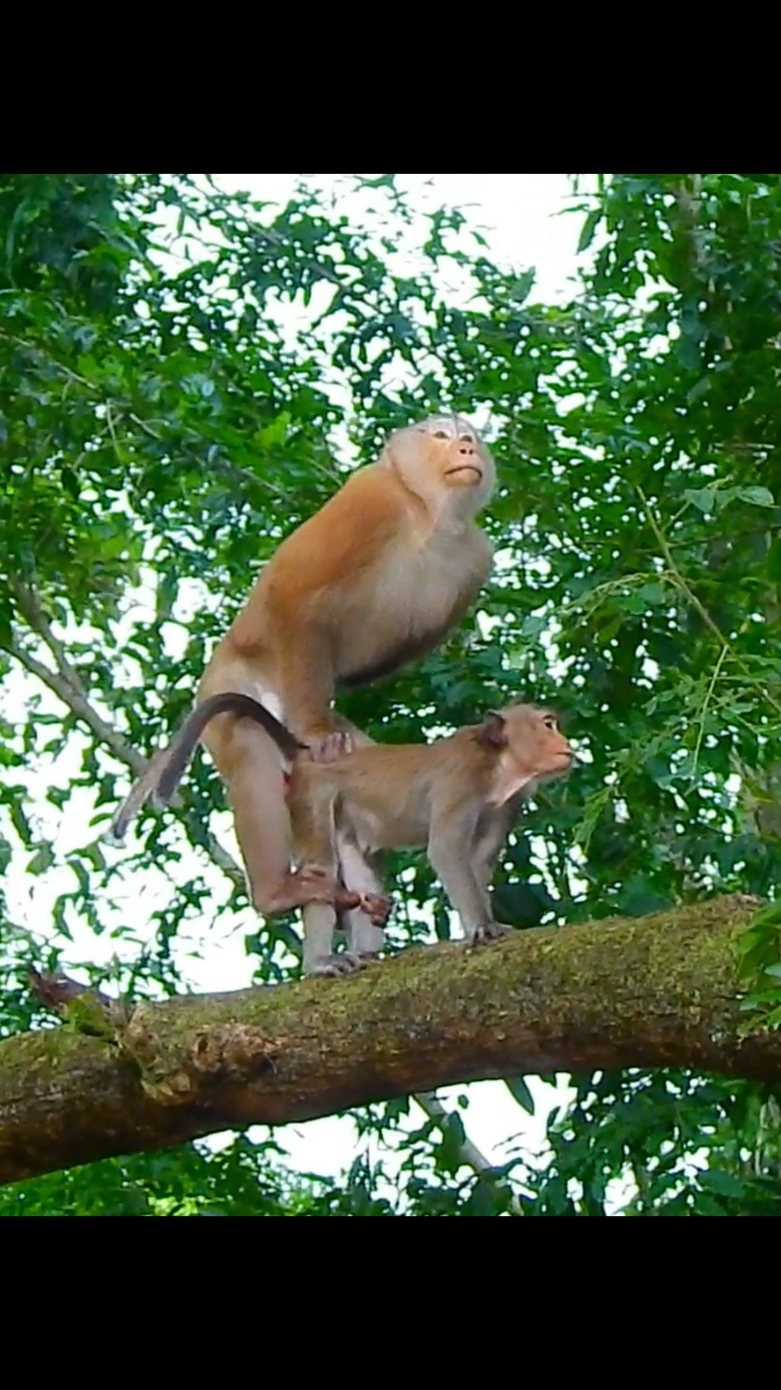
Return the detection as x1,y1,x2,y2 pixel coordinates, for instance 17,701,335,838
505,705,574,779
384,413,496,513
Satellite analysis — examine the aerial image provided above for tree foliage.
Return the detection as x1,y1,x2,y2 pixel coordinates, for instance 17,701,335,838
2,172,781,1214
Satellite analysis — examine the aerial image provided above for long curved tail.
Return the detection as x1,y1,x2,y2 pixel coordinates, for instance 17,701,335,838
109,692,306,842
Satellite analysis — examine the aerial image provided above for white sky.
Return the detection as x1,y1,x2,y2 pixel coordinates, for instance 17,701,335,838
5,175,597,1195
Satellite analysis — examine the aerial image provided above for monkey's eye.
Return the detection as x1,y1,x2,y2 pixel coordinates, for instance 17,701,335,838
459,434,474,444
542,716,557,730
433,430,450,439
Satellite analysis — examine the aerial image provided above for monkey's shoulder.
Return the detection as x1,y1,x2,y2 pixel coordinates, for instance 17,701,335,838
265,466,407,593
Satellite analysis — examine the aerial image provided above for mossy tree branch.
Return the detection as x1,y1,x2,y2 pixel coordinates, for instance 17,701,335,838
1,894,776,1186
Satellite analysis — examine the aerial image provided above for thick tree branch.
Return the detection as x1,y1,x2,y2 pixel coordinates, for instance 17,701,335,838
1,894,775,1186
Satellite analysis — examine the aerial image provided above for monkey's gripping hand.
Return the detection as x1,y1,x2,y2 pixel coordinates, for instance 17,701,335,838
467,921,514,945
305,731,354,763
357,892,392,927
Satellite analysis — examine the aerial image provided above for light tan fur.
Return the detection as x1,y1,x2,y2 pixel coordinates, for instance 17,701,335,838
290,703,573,974
111,415,495,919
116,694,572,976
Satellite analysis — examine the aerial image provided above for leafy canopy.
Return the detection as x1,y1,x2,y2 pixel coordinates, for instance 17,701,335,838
2,172,781,1215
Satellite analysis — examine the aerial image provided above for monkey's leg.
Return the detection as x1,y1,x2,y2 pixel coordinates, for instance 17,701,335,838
292,784,367,976
206,720,345,915
468,803,520,937
428,805,510,946
336,839,389,959
302,902,367,977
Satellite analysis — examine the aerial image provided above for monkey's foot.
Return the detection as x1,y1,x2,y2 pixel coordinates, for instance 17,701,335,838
358,892,392,926
306,731,353,764
468,921,514,945
304,952,366,978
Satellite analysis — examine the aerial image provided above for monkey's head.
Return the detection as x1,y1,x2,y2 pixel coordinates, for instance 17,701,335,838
383,414,495,515
478,704,574,792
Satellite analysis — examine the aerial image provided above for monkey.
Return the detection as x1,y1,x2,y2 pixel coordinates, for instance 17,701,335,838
285,700,574,975
116,691,574,977
111,414,496,920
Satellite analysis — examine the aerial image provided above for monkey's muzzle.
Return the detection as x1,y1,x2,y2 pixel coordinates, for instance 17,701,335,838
445,464,483,482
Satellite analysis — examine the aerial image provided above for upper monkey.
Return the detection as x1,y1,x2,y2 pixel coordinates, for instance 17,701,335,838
222,412,496,712
112,413,496,920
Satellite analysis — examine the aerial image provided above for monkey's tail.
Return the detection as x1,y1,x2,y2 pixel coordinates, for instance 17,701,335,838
109,692,306,842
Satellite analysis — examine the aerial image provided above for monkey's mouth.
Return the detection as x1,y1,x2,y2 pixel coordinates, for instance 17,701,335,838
445,464,482,481
548,751,574,769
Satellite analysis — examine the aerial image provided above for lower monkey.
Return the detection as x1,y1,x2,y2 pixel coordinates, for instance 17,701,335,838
112,692,574,977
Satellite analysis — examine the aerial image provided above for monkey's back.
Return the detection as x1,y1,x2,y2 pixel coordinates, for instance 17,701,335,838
290,730,490,854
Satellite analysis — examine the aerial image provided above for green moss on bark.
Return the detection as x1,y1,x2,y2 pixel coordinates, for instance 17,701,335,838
0,894,774,1185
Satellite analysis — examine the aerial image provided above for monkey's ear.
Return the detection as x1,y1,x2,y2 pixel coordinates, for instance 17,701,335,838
476,710,508,750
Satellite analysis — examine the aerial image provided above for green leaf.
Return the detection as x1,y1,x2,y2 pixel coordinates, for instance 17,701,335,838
736,486,775,508
697,1168,746,1199
508,269,535,305
505,1076,535,1114
27,842,54,875
683,487,718,515
577,208,602,254
521,613,548,639
686,375,711,404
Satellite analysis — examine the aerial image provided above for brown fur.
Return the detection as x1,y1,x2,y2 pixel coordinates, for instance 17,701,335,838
290,701,573,975
115,693,572,976
111,415,495,921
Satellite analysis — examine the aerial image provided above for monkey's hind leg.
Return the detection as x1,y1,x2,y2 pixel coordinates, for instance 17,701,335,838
336,840,390,961
211,720,348,916
292,790,369,977
301,901,367,977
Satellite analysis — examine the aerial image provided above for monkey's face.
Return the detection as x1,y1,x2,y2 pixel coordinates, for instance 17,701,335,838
505,705,574,782
385,414,496,512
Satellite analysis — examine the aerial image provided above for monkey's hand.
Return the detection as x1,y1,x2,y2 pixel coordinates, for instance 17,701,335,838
467,921,514,945
305,731,353,763
358,892,392,926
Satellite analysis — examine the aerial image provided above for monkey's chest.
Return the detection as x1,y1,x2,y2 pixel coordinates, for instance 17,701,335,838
335,534,480,679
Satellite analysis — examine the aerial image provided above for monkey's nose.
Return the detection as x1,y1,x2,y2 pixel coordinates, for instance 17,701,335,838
458,443,476,456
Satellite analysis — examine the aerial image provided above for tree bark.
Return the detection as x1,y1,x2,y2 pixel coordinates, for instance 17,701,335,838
1,894,777,1186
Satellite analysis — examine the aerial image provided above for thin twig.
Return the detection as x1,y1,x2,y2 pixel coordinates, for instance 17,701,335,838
8,633,146,774
5,586,244,888
692,642,728,778
414,1091,526,1215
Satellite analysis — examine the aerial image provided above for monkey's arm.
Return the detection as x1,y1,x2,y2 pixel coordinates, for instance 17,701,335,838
472,800,523,894
267,630,344,748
